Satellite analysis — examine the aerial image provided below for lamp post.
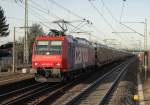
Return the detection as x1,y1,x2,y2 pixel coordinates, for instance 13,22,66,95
12,27,16,72
117,19,147,51
118,19,148,79
144,19,147,51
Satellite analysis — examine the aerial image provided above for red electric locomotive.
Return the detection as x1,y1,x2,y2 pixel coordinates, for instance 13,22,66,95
32,31,95,82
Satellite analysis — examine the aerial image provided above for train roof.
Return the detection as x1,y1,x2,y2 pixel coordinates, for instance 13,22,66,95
35,35,65,40
35,35,129,51
75,37,90,45
96,42,130,53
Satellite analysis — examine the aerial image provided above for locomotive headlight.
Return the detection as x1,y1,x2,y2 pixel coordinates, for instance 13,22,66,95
56,62,61,66
34,62,38,66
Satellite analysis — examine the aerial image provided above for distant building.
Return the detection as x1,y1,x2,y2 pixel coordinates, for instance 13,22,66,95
0,42,12,57
0,42,23,72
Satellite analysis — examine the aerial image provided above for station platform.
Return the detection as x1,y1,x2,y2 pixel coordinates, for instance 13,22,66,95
0,72,34,86
137,51,150,105
138,71,150,105
143,77,150,105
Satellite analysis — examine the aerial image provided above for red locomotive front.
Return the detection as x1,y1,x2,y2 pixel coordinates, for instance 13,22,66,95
32,36,68,82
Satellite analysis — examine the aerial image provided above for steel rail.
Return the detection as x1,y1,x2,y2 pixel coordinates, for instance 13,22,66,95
1,58,135,105
34,74,86,105
38,58,130,105
4,67,98,105
0,82,44,102
7,72,88,105
64,57,136,105
0,83,54,105
7,83,62,105
98,57,136,105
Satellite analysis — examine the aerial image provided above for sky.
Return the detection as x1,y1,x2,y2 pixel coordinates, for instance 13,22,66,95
0,0,150,50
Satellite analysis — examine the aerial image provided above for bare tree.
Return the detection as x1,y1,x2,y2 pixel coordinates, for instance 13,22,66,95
28,23,44,62
15,24,44,63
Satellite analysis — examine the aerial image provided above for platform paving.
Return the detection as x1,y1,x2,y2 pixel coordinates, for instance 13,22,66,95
142,76,150,105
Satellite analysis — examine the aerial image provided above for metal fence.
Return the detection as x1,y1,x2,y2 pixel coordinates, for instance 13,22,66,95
0,56,32,72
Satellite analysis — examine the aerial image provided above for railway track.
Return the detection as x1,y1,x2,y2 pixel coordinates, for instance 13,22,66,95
0,82,56,105
0,72,91,105
0,62,118,105
0,78,36,95
28,61,123,105
62,57,136,105
50,57,136,105
0,58,134,105
24,59,128,105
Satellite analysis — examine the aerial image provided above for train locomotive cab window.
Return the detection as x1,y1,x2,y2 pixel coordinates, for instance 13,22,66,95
49,41,62,55
35,40,62,55
36,41,49,51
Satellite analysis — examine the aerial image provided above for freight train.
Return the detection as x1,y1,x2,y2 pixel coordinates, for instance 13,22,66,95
32,31,130,82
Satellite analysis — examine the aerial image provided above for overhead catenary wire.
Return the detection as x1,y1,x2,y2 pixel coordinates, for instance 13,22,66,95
88,1,118,35
14,1,50,28
7,16,62,24
68,23,88,33
48,0,83,20
120,22,144,37
70,22,89,33
28,0,93,35
120,0,126,22
100,0,118,22
12,0,110,43
16,2,52,29
28,8,53,29
30,0,49,12
88,0,129,49
44,0,49,11
48,0,101,33
98,0,130,37
15,0,65,30
23,1,91,34
48,0,115,42
47,0,95,33
100,0,131,36
100,0,143,39
30,0,107,42
29,0,62,20
99,0,144,49
7,16,44,23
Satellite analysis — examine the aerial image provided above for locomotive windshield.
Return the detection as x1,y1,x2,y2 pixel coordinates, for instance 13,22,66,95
35,40,62,55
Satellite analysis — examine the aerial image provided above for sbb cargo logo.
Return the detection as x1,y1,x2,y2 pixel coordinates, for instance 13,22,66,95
82,48,88,62
75,47,88,64
75,47,82,64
